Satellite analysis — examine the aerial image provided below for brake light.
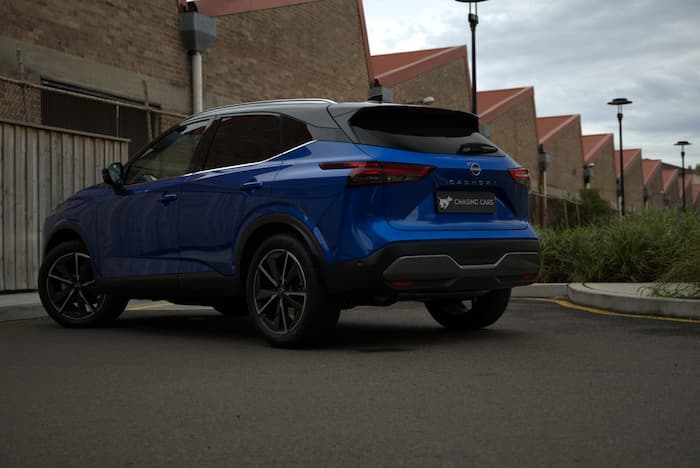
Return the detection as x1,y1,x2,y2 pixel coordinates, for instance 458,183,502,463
508,168,531,188
320,162,434,186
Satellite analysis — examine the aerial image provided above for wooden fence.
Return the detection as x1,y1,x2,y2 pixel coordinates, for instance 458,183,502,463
0,119,129,292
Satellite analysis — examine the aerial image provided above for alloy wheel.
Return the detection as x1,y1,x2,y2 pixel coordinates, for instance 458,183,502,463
45,252,105,321
252,249,308,335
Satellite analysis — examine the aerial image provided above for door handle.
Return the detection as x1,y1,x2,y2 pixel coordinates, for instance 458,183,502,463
159,193,178,204
240,179,263,192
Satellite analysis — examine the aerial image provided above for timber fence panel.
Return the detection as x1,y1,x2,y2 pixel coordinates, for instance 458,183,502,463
27,128,39,289
0,124,4,291
15,126,28,289
0,119,129,291
3,123,16,290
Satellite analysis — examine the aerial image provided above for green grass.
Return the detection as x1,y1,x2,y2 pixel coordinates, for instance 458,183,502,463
538,210,700,298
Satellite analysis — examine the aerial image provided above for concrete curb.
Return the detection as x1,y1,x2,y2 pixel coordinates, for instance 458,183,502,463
567,283,700,320
511,283,568,298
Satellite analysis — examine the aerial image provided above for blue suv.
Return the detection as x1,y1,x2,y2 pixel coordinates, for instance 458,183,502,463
38,99,540,347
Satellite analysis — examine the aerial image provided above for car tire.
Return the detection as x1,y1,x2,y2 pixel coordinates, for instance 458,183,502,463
425,288,511,330
213,297,248,316
38,240,128,327
246,234,340,348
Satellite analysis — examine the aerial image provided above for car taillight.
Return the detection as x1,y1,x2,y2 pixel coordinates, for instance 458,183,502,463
508,168,531,188
319,162,434,186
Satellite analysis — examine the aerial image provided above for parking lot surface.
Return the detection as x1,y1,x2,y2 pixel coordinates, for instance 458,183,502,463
1,299,698,467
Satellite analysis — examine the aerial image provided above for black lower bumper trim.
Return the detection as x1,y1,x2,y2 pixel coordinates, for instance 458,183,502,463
323,238,540,298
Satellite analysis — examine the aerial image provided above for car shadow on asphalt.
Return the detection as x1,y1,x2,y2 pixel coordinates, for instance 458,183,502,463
88,308,528,350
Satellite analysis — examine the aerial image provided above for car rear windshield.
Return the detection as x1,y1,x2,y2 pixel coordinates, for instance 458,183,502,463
348,106,503,156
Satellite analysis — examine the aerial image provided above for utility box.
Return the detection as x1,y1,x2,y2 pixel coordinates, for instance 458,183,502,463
179,11,216,51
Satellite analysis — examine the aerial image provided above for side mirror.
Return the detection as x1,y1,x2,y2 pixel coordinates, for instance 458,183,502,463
102,162,124,192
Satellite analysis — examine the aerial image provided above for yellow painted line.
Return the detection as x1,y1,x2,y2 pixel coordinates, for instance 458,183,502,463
126,301,172,311
517,297,700,324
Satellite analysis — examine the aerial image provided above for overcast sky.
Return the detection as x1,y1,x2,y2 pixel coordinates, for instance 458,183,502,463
363,0,700,168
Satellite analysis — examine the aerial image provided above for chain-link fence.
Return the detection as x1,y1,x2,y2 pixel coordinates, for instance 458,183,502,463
0,74,186,156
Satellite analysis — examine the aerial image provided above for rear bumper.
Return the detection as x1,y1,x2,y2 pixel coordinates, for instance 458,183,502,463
323,238,540,299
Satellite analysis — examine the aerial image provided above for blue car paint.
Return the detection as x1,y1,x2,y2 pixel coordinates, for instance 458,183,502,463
44,137,537,283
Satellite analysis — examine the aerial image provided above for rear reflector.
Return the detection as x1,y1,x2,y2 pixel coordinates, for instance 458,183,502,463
390,280,414,287
320,161,434,186
508,168,531,188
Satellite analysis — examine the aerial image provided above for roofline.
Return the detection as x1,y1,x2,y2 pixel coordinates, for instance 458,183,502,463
184,0,322,17
478,87,534,124
642,158,663,185
373,46,469,89
356,0,373,85
614,148,642,176
582,133,614,163
662,168,679,192
538,114,581,144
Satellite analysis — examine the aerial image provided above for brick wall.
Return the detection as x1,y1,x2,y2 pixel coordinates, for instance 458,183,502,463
484,98,539,185
204,0,370,105
390,60,469,112
4,1,188,88
645,170,664,210
542,122,584,199
588,142,617,208
2,0,371,121
624,160,645,213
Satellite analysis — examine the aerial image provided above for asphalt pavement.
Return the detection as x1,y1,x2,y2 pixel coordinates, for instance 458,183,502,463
1,299,698,467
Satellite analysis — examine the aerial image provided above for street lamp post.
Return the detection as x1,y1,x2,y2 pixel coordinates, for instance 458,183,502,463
455,0,487,115
674,141,692,211
608,98,632,216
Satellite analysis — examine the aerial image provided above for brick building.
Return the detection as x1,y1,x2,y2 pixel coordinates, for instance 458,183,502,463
477,87,539,187
661,165,681,209
642,159,664,209
1,0,372,155
536,115,584,199
615,149,644,213
370,46,470,111
581,133,616,207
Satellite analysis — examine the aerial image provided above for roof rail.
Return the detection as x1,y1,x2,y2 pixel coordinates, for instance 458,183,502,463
201,98,337,114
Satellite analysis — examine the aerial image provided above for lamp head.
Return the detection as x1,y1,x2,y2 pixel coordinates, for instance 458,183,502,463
607,98,632,106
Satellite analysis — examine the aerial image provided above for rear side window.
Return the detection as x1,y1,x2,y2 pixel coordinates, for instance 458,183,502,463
204,115,281,170
282,116,313,150
349,106,503,156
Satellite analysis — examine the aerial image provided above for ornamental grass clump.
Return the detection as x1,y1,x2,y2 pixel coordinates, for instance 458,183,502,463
538,210,700,296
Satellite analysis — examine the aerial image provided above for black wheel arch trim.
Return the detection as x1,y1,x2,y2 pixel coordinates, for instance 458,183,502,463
234,213,327,274
42,223,94,261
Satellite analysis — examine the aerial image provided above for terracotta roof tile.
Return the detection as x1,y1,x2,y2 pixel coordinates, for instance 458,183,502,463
371,47,453,75
370,45,469,88
477,87,534,123
642,159,663,185
614,149,642,176
582,134,613,164
662,168,679,192
536,115,580,144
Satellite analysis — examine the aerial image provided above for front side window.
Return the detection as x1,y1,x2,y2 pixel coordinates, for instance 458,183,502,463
125,120,208,185
203,115,282,170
